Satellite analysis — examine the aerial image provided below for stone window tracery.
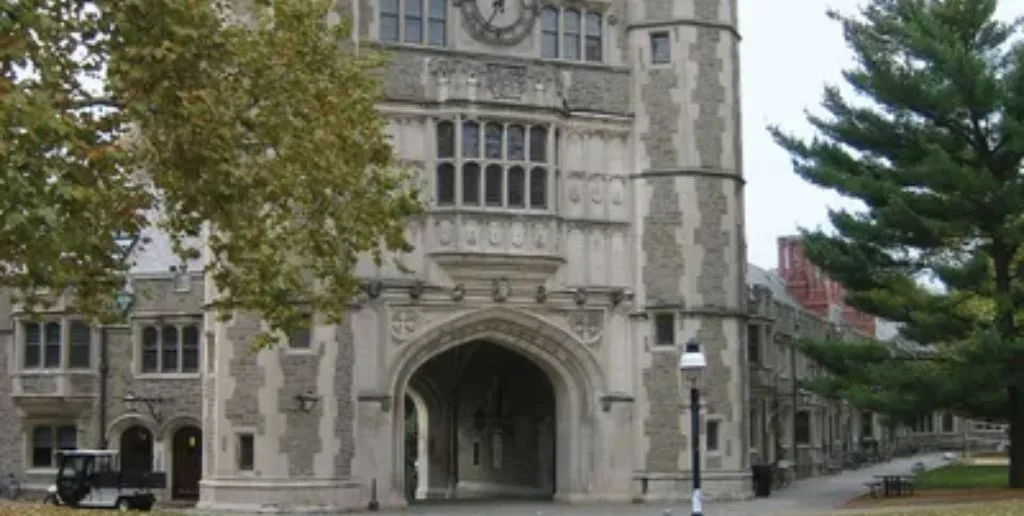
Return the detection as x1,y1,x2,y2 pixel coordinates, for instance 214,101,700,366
434,118,554,211
20,319,92,370
539,5,603,62
140,322,200,374
30,424,77,469
380,0,447,47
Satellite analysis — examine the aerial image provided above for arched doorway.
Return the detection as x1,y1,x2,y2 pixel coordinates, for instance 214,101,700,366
119,425,154,474
388,308,608,505
403,341,557,501
171,426,202,501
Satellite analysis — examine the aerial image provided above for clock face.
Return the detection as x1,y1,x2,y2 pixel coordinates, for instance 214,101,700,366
461,0,539,46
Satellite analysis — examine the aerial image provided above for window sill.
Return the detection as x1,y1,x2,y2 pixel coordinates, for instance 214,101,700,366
375,40,448,52
536,55,607,68
15,369,95,376
135,373,200,380
25,468,57,476
429,206,554,217
283,346,317,356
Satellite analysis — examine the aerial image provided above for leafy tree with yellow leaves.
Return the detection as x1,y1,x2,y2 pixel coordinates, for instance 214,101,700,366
0,0,420,338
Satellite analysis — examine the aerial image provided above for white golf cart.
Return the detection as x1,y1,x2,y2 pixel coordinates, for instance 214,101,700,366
44,449,165,511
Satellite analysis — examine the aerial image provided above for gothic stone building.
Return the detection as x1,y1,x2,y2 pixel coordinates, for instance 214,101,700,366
1,0,752,512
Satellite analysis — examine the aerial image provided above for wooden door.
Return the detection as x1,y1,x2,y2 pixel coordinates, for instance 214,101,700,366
119,425,154,474
171,426,202,500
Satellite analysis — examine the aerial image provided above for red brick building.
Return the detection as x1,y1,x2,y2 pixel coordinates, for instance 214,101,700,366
776,236,876,337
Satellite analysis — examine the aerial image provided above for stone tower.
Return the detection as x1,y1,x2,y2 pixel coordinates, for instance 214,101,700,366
632,0,751,499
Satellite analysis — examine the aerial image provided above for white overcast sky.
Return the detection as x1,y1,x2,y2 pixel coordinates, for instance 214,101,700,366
739,0,1023,270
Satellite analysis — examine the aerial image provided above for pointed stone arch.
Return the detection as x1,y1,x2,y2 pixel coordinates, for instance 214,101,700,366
387,307,608,501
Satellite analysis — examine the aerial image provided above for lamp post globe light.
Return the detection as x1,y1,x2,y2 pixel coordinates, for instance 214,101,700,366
679,338,707,516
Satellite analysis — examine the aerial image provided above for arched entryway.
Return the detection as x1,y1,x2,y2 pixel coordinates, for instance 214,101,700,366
171,426,202,501
389,308,606,504
119,425,154,474
404,342,556,501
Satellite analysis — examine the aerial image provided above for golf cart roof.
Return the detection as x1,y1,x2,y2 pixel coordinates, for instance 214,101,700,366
59,449,119,457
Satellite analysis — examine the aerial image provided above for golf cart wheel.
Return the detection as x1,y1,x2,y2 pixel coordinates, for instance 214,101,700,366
117,497,133,511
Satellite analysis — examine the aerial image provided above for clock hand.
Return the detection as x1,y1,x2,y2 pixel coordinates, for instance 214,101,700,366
486,0,504,26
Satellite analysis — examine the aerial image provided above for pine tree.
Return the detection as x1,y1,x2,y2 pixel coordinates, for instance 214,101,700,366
1,0,421,341
771,0,1024,487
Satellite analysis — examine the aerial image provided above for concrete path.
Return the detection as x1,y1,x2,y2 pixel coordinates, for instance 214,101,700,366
179,452,954,515
350,452,954,516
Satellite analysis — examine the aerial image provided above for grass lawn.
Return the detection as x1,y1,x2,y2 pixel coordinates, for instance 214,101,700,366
0,503,177,516
915,464,1009,490
842,500,1024,515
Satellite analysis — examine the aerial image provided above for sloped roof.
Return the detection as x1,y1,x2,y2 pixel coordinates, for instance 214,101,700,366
746,263,802,308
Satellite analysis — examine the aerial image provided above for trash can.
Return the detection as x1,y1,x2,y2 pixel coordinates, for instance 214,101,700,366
751,464,773,497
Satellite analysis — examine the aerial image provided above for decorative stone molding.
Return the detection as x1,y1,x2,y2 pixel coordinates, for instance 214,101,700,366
426,214,564,284
389,307,608,407
568,309,604,346
409,281,425,301
362,280,382,299
491,278,511,302
535,285,548,303
573,287,587,306
389,308,421,342
357,393,393,413
426,56,564,104
451,283,466,302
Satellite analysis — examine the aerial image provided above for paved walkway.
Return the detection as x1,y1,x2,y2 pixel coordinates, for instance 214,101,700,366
353,453,953,516
178,453,953,515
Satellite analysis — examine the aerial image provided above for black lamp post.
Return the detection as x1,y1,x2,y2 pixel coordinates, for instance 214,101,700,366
679,338,707,516
96,232,139,449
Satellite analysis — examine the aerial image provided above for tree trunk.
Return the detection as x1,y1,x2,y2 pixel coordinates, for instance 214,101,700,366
1008,385,1024,488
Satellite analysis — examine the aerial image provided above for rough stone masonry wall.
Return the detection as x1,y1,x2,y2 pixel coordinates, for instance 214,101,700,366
220,310,356,479
638,0,746,484
0,289,21,477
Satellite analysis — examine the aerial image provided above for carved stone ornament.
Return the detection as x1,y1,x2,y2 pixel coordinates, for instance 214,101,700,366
510,222,526,248
573,287,587,306
535,285,548,303
610,178,625,206
363,280,382,299
487,64,529,100
532,223,548,249
438,219,455,246
589,175,605,204
409,281,425,301
452,283,467,302
390,309,420,341
492,278,511,302
568,310,604,346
